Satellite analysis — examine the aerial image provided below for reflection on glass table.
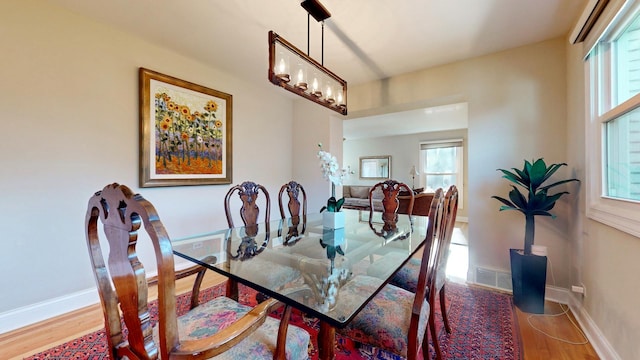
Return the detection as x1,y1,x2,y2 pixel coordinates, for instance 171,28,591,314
172,209,428,360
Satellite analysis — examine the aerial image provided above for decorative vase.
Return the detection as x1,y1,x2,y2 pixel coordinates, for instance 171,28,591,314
323,211,345,229
510,248,547,314
322,227,345,246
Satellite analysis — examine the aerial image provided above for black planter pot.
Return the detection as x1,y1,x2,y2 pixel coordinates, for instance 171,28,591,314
510,248,547,314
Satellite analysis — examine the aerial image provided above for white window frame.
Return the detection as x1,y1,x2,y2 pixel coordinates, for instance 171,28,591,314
585,0,640,237
419,139,464,208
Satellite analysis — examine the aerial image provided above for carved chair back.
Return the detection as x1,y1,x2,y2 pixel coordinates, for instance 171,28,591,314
224,181,271,237
278,181,307,243
369,180,414,234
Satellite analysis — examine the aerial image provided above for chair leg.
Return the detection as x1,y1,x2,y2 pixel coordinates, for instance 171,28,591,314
274,305,292,360
226,278,239,301
428,289,443,360
440,283,451,334
421,326,431,360
429,311,442,360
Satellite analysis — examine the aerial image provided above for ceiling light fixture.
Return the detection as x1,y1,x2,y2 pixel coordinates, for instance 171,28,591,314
268,0,347,115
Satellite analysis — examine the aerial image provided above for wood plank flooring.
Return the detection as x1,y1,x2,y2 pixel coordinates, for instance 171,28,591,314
516,301,599,359
1,271,599,359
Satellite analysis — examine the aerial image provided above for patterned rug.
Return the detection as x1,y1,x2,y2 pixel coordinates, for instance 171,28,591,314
26,282,521,359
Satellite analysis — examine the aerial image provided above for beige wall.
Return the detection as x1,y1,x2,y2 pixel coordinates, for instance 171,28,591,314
349,38,574,288
5,1,637,356
0,0,323,330
566,33,640,359
292,99,341,213
343,129,469,218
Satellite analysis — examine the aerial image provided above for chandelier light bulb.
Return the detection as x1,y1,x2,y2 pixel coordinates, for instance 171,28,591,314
275,55,290,82
295,68,308,90
311,76,322,97
326,86,335,104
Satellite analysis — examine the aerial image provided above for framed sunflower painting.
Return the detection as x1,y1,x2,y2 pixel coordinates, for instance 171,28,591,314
139,68,232,187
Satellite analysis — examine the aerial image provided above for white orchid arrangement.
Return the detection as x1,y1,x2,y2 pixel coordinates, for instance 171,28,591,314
317,143,346,212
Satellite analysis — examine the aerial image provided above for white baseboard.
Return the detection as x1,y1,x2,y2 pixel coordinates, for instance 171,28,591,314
0,288,100,334
566,292,621,360
544,286,620,360
0,267,194,335
456,216,468,223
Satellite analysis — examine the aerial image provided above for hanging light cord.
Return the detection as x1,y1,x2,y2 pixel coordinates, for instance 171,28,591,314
321,21,324,66
307,13,310,56
305,12,325,65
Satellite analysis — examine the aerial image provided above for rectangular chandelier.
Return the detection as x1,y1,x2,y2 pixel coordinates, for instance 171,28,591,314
268,30,347,115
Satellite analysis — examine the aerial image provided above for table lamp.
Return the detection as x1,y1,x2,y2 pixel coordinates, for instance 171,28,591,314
409,165,419,189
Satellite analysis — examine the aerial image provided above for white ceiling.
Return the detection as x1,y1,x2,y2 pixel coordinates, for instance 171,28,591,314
49,0,585,139
49,0,585,87
343,102,469,140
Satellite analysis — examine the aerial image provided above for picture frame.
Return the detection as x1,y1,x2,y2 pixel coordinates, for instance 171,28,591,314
359,155,391,180
139,68,232,187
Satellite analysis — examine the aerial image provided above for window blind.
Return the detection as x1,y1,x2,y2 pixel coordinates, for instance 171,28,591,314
420,139,463,150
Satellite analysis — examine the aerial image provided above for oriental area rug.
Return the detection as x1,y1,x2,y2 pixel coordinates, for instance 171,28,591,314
26,282,521,360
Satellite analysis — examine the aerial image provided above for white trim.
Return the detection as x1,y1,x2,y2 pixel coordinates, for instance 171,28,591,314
540,287,621,360
584,4,640,237
570,0,603,44
0,288,100,334
544,285,570,304
567,292,622,360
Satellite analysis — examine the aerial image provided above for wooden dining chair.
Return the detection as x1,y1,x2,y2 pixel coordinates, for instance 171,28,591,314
223,181,271,297
336,188,446,360
85,183,310,360
278,181,307,243
368,180,414,235
224,181,271,237
225,181,300,302
388,185,459,359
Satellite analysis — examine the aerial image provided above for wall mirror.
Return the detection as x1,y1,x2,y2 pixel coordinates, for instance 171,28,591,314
359,155,391,179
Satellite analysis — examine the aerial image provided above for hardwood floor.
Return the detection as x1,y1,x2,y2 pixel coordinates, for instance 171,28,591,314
0,271,226,360
516,301,599,359
0,270,599,359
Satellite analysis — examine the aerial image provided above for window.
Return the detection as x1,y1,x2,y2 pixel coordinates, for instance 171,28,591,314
420,139,463,207
585,0,640,236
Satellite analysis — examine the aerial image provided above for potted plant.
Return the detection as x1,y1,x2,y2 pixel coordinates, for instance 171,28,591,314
492,158,579,313
317,143,346,228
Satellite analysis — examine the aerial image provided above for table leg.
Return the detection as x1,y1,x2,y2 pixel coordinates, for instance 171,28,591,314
318,321,336,360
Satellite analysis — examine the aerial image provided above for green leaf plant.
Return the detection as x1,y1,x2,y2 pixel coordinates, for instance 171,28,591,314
491,158,580,255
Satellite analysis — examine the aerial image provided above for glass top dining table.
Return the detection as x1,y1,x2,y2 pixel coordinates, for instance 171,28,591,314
172,209,428,359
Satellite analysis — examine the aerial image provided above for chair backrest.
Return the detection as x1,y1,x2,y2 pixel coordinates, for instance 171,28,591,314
87,183,294,360
278,180,307,220
224,181,271,236
407,187,445,357
435,185,459,283
368,180,414,231
278,181,307,243
85,183,180,359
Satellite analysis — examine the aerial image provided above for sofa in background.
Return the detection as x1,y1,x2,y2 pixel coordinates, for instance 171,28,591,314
398,192,435,216
342,185,433,213
342,185,384,211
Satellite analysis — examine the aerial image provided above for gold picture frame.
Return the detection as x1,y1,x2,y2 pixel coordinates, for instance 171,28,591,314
139,68,232,187
359,155,391,180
